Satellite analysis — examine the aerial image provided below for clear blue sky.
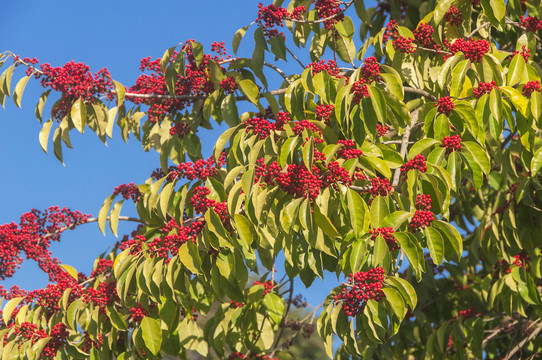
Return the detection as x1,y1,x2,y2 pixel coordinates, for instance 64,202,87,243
0,0,365,305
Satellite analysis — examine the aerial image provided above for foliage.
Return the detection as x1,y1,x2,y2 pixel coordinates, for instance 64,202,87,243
1,0,542,358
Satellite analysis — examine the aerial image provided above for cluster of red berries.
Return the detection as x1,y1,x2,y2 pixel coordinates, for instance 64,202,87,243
90,259,114,278
23,60,115,120
324,161,352,188
401,154,427,175
369,178,393,197
440,135,462,154
522,80,541,96
520,16,542,32
335,267,385,317
382,20,399,44
444,6,462,26
351,78,370,104
42,323,69,358
276,164,323,201
393,36,416,54
409,210,434,232
370,227,399,251
169,123,191,138
307,59,342,77
220,77,238,94
494,182,519,215
253,280,274,296
152,152,225,182
82,281,119,314
413,23,437,48
513,250,530,270
190,186,228,222
472,81,497,98
13,56,39,76
129,304,148,323
254,158,282,185
315,104,334,123
256,3,291,38
436,96,454,116
360,56,381,83
129,40,230,122
512,45,531,62
448,38,490,63
113,183,142,202
376,124,389,137
230,300,245,309
337,140,363,159
416,194,432,210
244,111,290,139
293,120,322,140
377,0,408,18
81,333,103,353
314,0,344,29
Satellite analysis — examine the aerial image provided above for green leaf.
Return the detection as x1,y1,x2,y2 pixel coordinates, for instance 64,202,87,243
109,200,124,237
279,137,300,167
39,119,53,153
141,317,162,356
70,98,87,134
160,45,177,73
214,125,239,162
35,89,52,123
191,42,204,67
507,54,526,86
12,75,29,108
425,227,444,265
462,141,490,174
382,287,406,319
385,276,417,309
408,138,439,159
2,296,24,324
238,79,260,106
394,232,423,279
449,60,470,98
269,35,287,60
370,196,390,228
347,188,369,237
113,80,125,107
60,264,78,280
106,305,128,331
531,146,542,176
382,211,411,230
302,138,314,171
232,25,250,55
314,203,340,238
98,194,115,235
178,242,202,275
432,220,463,259
263,293,285,324
1,64,14,96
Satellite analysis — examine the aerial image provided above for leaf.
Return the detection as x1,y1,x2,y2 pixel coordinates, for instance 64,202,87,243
191,42,204,67
347,188,369,237
279,137,300,167
178,242,202,275
232,25,250,55
394,232,423,279
214,125,239,162
462,141,490,174
98,194,115,235
141,317,162,356
531,146,542,176
106,305,128,331
507,54,525,86
60,264,78,280
263,293,285,324
382,211,411,230
382,287,406,319
449,60,470,97
109,200,124,237
432,220,463,259
238,79,260,106
39,119,53,153
434,0,455,24
1,64,14,96
113,80,125,107
35,89,52,123
70,98,87,134
408,138,439,159
313,204,340,238
425,227,445,265
2,296,24,324
160,45,177,73
385,276,417,309
370,196,390,228
302,138,314,171
12,75,29,108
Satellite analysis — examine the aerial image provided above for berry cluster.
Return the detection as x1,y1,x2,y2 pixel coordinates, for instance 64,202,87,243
314,0,344,29
401,154,427,175
440,135,462,154
230,300,245,309
324,161,352,188
113,183,142,202
42,323,69,358
128,40,230,122
255,158,282,184
520,16,542,32
229,352,278,360
244,110,290,139
370,227,399,251
153,152,226,182
307,59,342,77
413,23,437,48
513,250,530,270
382,20,399,44
25,60,115,120
512,45,531,62
169,123,191,138
190,186,229,224
334,267,385,317
337,140,363,159
90,259,114,278
360,56,381,83
448,38,490,63
315,104,334,123
522,80,541,96
82,281,119,314
276,164,323,201
436,96,454,116
370,178,393,197
376,124,389,137
393,36,416,54
409,210,434,232
129,304,148,323
256,3,290,38
472,81,497,98
444,6,462,26
351,79,370,104
416,194,432,210
292,119,322,139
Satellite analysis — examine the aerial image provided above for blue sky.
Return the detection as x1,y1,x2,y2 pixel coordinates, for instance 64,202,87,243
0,1,348,304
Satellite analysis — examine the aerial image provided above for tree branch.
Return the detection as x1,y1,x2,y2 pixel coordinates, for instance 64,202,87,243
42,215,143,240
404,86,437,101
503,319,542,360
392,110,418,186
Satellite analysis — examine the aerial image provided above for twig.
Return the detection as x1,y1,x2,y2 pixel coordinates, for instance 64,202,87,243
42,215,143,240
270,279,294,356
404,86,437,101
466,22,491,38
285,47,305,69
504,319,542,360
391,110,419,186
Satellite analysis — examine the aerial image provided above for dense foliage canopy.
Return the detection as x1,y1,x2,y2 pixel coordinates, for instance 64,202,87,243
1,0,542,358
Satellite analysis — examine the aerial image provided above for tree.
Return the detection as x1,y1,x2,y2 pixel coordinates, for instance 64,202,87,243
0,0,542,357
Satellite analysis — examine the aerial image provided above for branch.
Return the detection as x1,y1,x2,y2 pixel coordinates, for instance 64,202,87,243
270,279,294,356
466,22,491,38
503,319,542,360
285,46,305,69
42,215,143,240
392,110,419,186
404,86,437,101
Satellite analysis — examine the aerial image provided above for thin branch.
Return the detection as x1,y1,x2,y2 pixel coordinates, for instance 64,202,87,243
270,279,295,356
42,215,143,240
466,22,491,38
404,86,437,101
392,111,419,186
504,319,542,360
263,62,292,84
285,46,306,69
